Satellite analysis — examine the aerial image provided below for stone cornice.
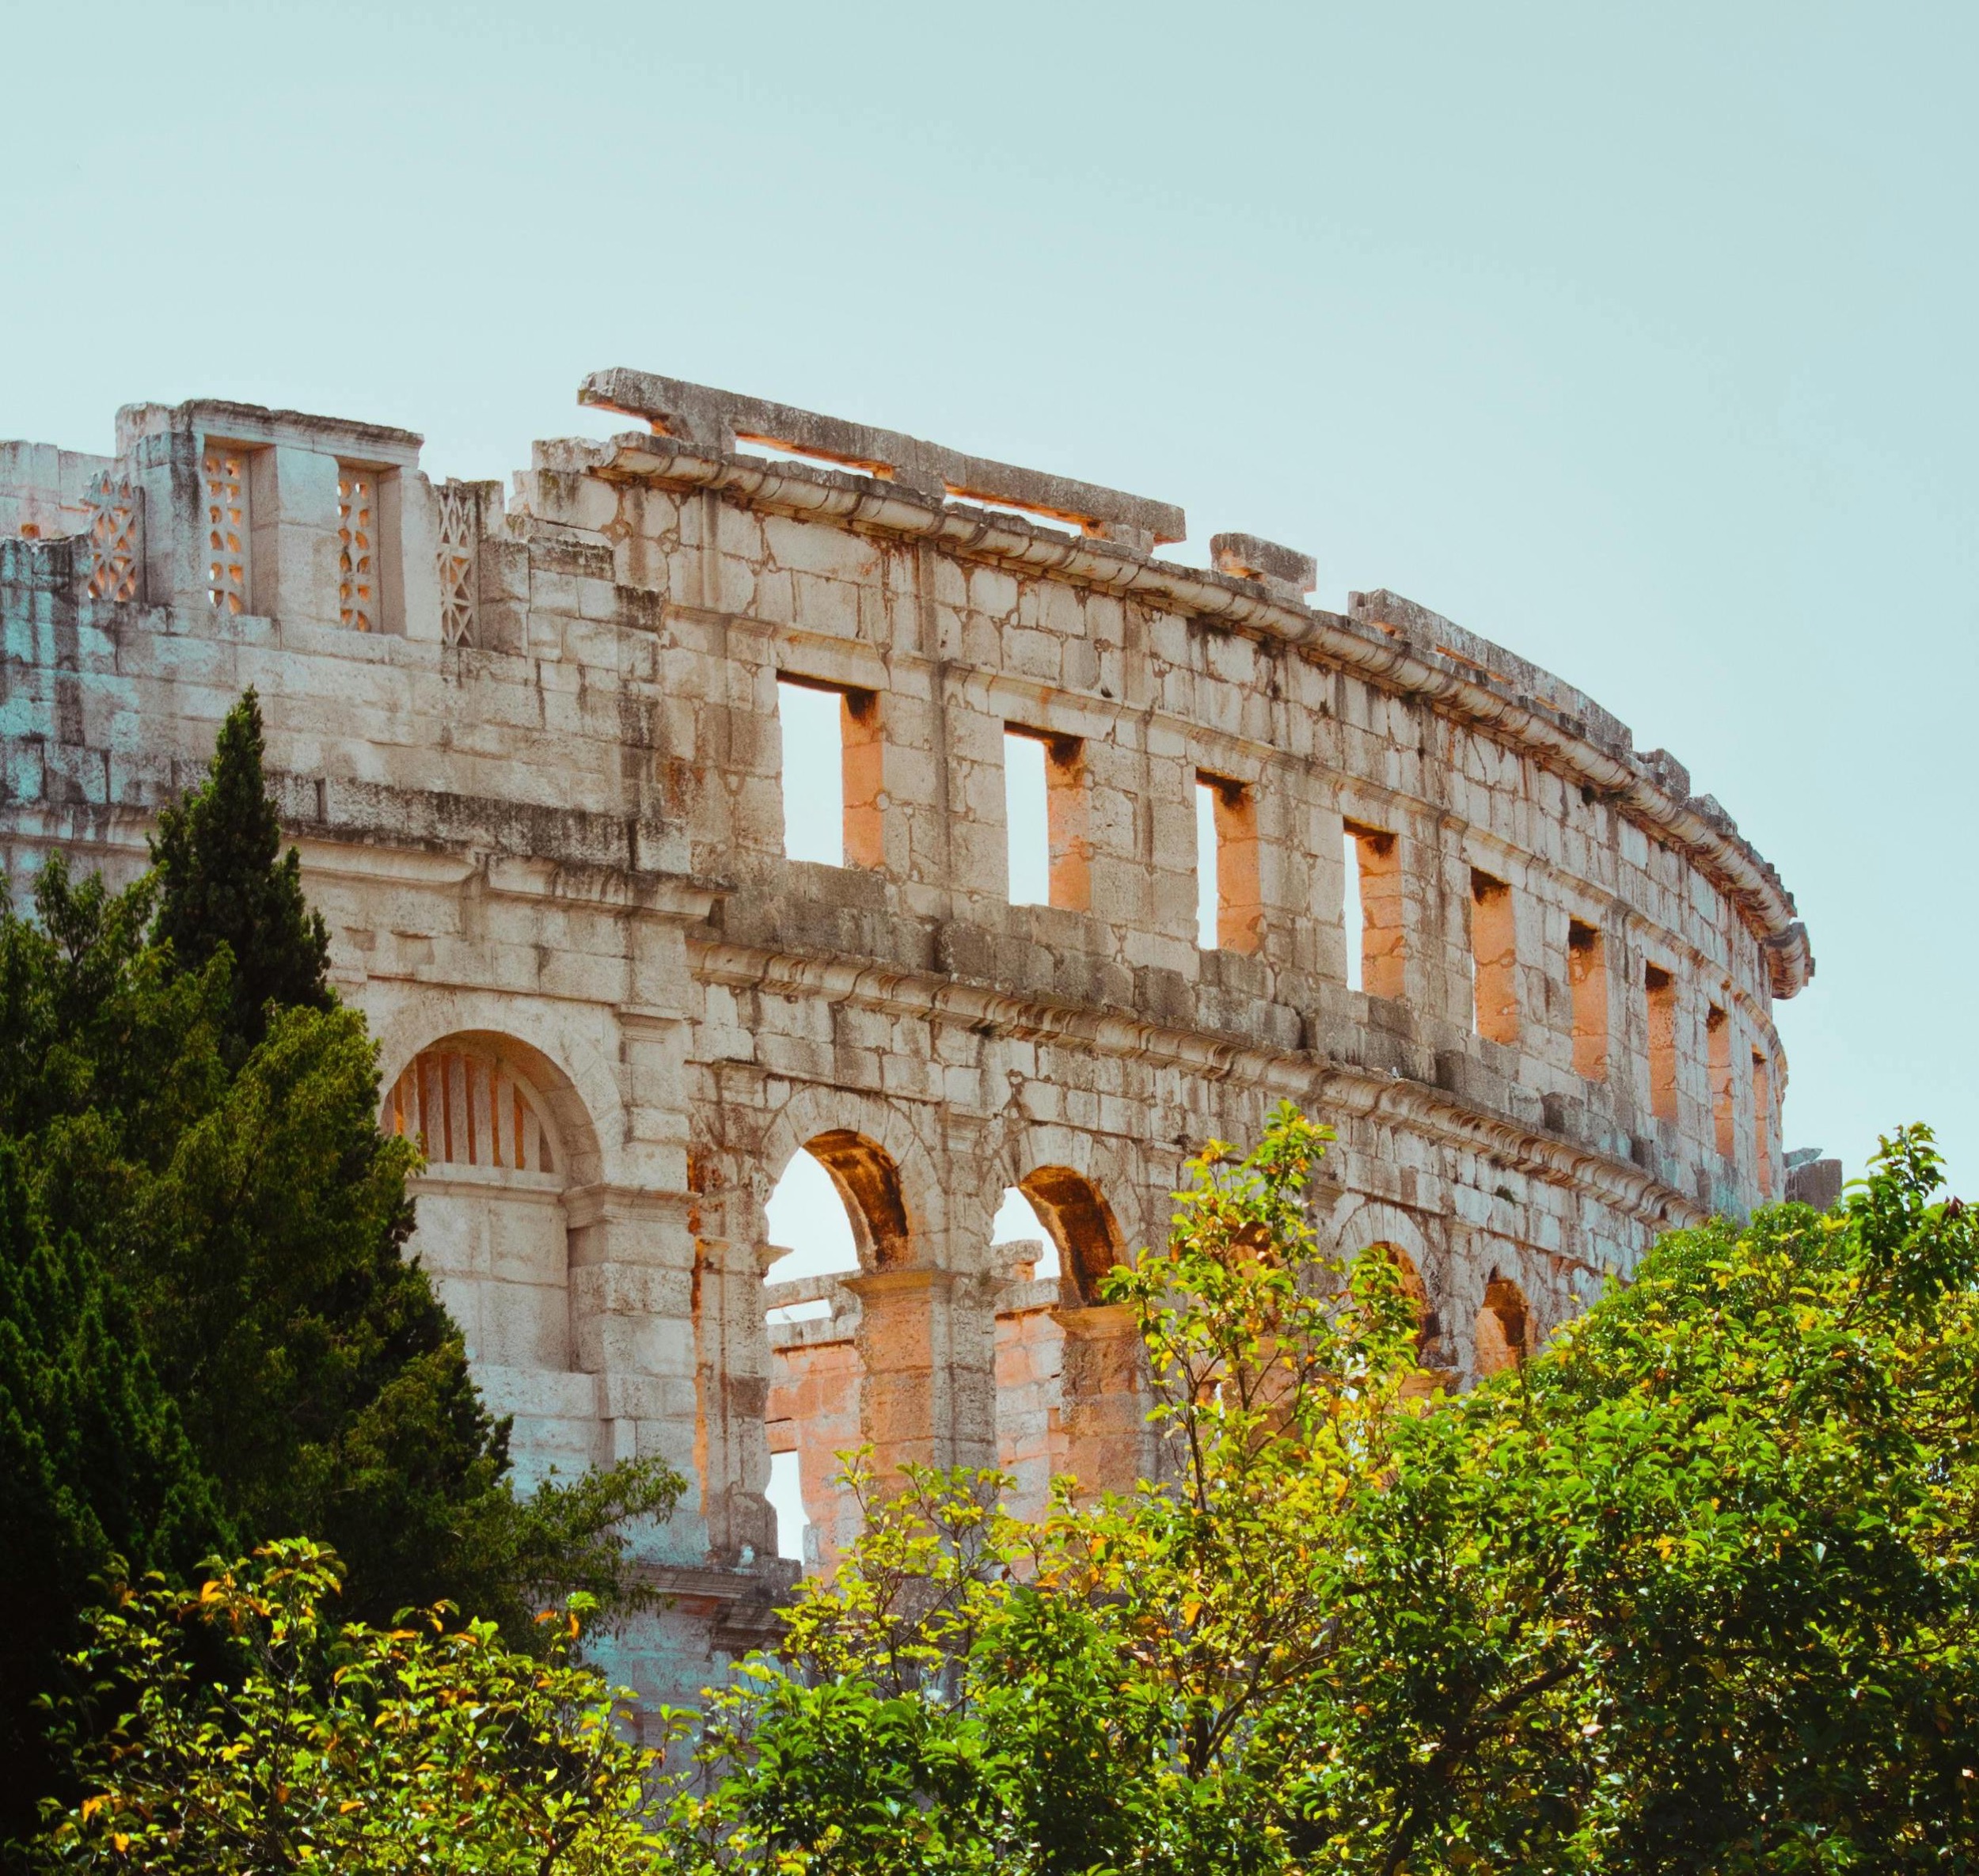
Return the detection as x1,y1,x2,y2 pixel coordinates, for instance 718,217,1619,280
555,427,1811,1000
689,937,1709,1236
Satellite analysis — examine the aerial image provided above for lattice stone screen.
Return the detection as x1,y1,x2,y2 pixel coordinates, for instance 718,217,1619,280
337,466,378,630
203,448,249,613
83,473,142,603
435,481,479,646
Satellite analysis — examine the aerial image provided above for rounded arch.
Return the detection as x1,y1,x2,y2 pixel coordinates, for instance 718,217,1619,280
803,1129,913,1271
1015,1164,1125,1304
991,1124,1153,1273
383,1031,581,1183
1474,1269,1533,1377
753,1085,943,1270
1331,1198,1449,1371
373,996,612,1187
382,1024,603,1490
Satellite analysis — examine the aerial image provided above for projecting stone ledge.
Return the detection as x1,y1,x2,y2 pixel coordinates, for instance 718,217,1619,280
579,367,1186,553
1210,532,1317,599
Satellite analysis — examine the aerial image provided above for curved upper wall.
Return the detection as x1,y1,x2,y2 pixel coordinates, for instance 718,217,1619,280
0,370,1808,1244
571,366,1811,1003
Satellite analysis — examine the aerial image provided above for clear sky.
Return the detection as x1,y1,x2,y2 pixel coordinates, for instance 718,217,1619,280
5,0,1972,1191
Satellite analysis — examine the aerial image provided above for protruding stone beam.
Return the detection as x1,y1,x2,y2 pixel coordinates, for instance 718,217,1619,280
1210,531,1316,601
578,366,1186,552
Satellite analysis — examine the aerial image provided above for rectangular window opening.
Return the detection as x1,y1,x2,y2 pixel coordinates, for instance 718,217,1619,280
1567,919,1607,1080
778,676,883,869
1752,1050,1773,1197
1341,828,1364,992
1005,730,1050,906
1469,868,1518,1044
1005,727,1090,910
1196,773,1260,953
1644,963,1678,1123
1343,820,1404,999
1707,1004,1734,1157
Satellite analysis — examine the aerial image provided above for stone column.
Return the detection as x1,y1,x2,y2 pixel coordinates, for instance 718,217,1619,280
842,1266,999,1483
564,1184,702,1544
1049,1302,1149,1502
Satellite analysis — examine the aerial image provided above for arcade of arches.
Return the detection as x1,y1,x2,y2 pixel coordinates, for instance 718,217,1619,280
386,1039,1539,1579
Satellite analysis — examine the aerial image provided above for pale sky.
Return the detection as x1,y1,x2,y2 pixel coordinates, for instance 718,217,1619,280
5,0,1972,1191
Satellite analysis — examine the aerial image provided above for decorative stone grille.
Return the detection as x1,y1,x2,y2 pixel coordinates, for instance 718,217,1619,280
386,1046,558,1176
337,466,378,630
83,473,142,603
203,448,249,613
435,481,479,646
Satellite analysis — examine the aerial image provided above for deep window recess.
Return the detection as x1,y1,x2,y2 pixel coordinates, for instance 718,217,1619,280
1567,920,1607,1080
1644,964,1678,1122
1195,773,1261,954
1752,1051,1774,1196
1469,869,1518,1044
778,676,883,868
1005,727,1090,910
1707,1004,1735,1157
1343,821,1404,997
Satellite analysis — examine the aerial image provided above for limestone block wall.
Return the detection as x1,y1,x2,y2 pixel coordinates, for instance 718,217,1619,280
0,372,1813,1721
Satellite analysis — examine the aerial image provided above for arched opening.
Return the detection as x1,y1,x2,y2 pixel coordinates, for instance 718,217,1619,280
386,1034,591,1487
1474,1270,1532,1377
993,1184,1060,1283
1017,1165,1124,1304
761,1131,908,1574
993,1167,1142,1516
1363,1242,1451,1384
803,1129,912,1270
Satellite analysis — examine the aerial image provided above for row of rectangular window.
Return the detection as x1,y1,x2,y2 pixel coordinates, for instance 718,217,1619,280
777,676,1775,1187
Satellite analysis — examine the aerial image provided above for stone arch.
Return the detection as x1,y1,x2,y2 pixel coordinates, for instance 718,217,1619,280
374,997,615,1189
1016,1164,1125,1304
990,1124,1153,1284
988,1147,1150,1517
1330,1198,1450,1374
804,1129,913,1271
750,1084,944,1270
382,1027,602,1486
1474,1268,1534,1377
750,1087,952,1578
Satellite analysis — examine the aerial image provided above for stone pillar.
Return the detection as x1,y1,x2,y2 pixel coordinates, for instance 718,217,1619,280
564,1184,702,1549
842,1266,999,1483
689,1221,778,1564
1049,1303,1149,1502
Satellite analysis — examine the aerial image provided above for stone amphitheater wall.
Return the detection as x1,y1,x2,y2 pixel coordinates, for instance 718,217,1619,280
0,374,1812,1716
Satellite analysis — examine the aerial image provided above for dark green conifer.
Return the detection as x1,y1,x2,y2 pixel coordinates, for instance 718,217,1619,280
0,697,680,1851
0,1136,226,1841
150,689,331,1054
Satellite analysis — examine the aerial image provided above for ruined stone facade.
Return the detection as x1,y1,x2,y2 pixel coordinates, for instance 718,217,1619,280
0,373,1813,1718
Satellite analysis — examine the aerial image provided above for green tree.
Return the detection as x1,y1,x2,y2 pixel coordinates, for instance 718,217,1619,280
667,1111,1979,1872
35,1539,683,1875
0,697,682,1846
149,689,331,1057
0,1135,227,1829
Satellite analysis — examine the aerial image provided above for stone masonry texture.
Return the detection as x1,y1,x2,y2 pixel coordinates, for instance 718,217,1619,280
0,374,1814,1726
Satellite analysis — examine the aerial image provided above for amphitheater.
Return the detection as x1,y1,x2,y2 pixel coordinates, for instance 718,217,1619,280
0,369,1821,1716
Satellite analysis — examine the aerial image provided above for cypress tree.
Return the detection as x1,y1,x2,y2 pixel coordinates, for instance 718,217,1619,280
0,694,680,1848
150,688,331,1054
0,1137,226,1842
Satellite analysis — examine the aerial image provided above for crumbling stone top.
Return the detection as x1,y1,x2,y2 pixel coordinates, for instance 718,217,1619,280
549,373,1812,999
1211,532,1317,598
114,399,424,467
579,367,1185,551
